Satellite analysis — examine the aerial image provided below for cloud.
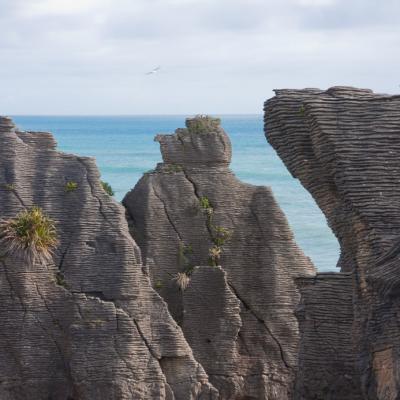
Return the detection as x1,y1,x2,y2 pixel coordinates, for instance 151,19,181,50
298,0,400,30
0,0,399,114
20,0,101,17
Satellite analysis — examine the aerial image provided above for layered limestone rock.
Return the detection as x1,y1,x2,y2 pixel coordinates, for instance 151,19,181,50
265,87,400,399
295,273,363,399
123,116,316,399
0,116,218,400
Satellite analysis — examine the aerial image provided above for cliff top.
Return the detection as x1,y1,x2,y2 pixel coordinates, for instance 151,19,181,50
155,115,232,166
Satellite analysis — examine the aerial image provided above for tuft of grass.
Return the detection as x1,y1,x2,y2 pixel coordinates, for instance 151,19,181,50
299,105,305,116
101,181,114,196
208,245,222,267
198,196,232,267
186,115,221,134
3,183,15,191
200,196,212,211
208,225,231,265
55,271,68,288
172,272,191,291
178,242,192,262
65,181,78,192
212,226,232,247
177,242,194,275
183,243,193,254
0,206,58,264
155,280,163,289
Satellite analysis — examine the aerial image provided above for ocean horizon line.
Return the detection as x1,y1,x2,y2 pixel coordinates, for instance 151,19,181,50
11,114,339,272
9,113,263,118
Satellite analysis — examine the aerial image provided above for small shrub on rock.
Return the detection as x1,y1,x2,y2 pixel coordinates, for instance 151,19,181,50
0,206,58,264
172,272,191,291
101,181,114,196
186,115,221,134
65,181,78,192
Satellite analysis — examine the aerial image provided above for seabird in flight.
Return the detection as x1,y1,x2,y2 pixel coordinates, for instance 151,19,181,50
146,66,161,75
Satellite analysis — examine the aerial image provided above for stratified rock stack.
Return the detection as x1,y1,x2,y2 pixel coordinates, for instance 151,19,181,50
123,116,316,399
265,87,400,399
295,273,363,399
0,116,217,399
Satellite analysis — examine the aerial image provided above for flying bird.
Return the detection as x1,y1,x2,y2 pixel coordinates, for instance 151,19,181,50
146,66,161,75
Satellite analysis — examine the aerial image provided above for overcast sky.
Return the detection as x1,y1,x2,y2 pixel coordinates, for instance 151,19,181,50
1,0,399,115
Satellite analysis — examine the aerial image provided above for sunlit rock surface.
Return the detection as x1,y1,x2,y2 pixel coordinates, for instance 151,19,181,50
123,116,316,399
0,116,217,400
265,87,400,399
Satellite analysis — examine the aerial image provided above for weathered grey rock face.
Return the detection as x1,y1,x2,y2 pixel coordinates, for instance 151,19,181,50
0,116,218,399
295,273,363,399
123,116,316,399
265,87,400,399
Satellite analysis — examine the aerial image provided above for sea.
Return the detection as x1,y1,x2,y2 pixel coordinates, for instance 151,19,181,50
12,115,339,272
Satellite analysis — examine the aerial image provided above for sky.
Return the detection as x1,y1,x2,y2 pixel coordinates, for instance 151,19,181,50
1,0,399,115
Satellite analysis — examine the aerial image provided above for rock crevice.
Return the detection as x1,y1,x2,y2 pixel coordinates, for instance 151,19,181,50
265,87,400,399
124,115,316,399
0,116,217,399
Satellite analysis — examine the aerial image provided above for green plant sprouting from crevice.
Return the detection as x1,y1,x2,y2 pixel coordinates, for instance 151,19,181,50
171,196,232,289
198,196,232,267
208,245,222,267
154,280,163,289
101,181,114,196
299,104,305,116
186,115,221,134
55,271,68,288
172,272,191,291
2,183,15,191
65,181,78,192
0,206,59,264
212,225,231,247
200,196,212,211
172,242,194,290
178,242,193,272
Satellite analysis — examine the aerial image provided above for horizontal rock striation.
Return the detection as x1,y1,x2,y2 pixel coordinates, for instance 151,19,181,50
0,116,217,399
265,87,400,399
295,273,363,399
123,116,316,399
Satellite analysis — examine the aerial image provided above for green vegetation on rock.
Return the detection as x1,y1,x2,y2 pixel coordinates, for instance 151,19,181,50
199,196,212,211
65,181,78,192
2,183,15,191
101,181,114,196
55,271,68,288
172,272,191,291
0,206,58,264
198,196,232,267
155,280,163,289
186,115,221,134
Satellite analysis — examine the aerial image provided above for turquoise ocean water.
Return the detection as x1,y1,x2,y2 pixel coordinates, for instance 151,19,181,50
12,115,339,272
